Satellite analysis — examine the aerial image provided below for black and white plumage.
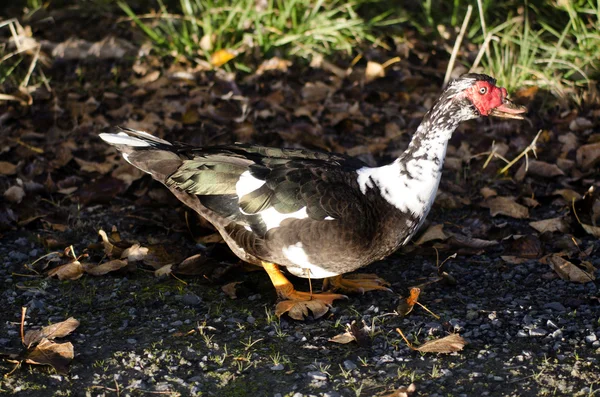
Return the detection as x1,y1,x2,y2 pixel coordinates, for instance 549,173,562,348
100,73,526,319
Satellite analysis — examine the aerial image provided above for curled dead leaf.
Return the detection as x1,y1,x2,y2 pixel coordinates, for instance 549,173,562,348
221,281,243,299
275,299,330,321
25,338,74,374
47,260,84,280
529,217,569,233
576,142,600,170
545,254,596,283
397,287,420,317
378,383,416,397
83,259,129,276
210,49,236,67
414,333,467,353
0,161,17,175
414,224,448,245
24,318,80,348
328,321,371,347
484,196,529,219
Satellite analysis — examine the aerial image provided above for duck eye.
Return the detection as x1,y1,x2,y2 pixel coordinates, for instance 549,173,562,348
479,87,487,95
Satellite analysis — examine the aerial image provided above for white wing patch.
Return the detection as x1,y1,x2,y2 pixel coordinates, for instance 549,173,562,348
99,132,152,147
260,206,308,230
236,171,266,199
283,242,339,279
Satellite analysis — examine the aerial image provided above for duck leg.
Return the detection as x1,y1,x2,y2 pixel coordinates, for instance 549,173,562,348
262,262,346,320
323,274,392,294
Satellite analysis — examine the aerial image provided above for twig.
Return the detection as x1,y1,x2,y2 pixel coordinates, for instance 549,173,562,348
20,307,26,345
395,328,417,351
470,33,497,72
476,0,491,63
498,130,541,175
21,43,41,88
444,5,472,86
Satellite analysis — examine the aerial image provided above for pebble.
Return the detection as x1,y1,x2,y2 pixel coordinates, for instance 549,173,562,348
585,334,597,344
466,310,479,321
307,371,328,381
529,328,548,337
544,302,566,312
271,364,284,371
182,294,202,306
343,360,357,371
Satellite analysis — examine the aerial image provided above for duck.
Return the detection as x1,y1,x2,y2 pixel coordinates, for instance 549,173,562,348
100,73,526,320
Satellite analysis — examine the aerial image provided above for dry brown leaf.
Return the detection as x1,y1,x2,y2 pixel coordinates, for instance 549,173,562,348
121,244,149,261
23,318,79,348
552,189,582,202
275,299,330,320
546,254,596,283
415,333,467,353
522,197,540,208
210,49,236,67
25,338,74,374
328,321,371,347
74,158,113,174
365,61,385,83
378,383,416,397
501,256,530,264
509,235,543,259
447,234,498,249
4,185,25,204
414,224,448,245
83,259,129,276
397,287,420,316
576,142,600,170
529,217,569,233
0,161,17,175
47,260,84,280
480,187,497,199
301,81,332,102
221,281,242,299
581,224,600,238
516,160,564,181
485,196,529,219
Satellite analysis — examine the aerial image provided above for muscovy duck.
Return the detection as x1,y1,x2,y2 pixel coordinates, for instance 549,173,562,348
100,73,526,320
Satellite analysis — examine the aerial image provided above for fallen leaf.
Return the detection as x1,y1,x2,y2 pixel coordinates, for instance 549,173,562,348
0,161,17,175
276,299,330,320
501,256,530,264
4,185,25,204
576,142,600,170
516,160,564,181
485,196,529,219
480,187,497,199
447,234,498,249
414,224,448,245
83,259,129,276
365,61,385,83
529,217,569,233
74,158,113,174
581,224,600,238
221,281,243,299
378,383,416,397
329,321,371,347
121,244,149,262
210,49,236,67
397,287,420,316
414,333,467,353
508,235,543,259
25,338,74,374
545,254,595,283
23,318,79,348
553,189,582,202
47,260,84,280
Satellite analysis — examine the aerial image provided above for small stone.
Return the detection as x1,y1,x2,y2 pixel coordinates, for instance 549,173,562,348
247,316,255,324
517,330,528,338
271,363,284,371
544,302,566,312
127,338,137,344
466,310,479,321
343,360,357,371
182,294,202,306
307,371,327,381
585,334,597,344
529,328,548,337
171,320,183,327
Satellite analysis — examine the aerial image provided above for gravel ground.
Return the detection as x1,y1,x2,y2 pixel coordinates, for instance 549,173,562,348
1,201,599,397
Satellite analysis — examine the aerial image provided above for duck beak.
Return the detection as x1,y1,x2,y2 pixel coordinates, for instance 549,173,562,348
489,98,527,120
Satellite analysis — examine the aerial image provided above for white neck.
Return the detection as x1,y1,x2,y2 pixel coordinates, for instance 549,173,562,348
356,117,459,217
